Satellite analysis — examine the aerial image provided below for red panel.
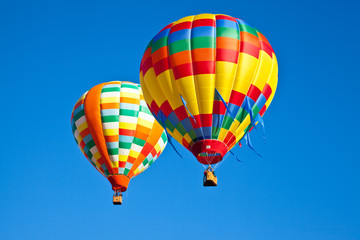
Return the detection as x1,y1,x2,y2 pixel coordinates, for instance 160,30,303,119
141,56,153,76
160,100,173,117
173,63,193,79
79,128,90,139
216,48,239,63
213,101,226,114
182,138,190,150
224,132,235,145
193,19,215,27
247,85,261,102
216,15,236,21
193,61,215,75
170,21,192,33
199,114,213,127
259,105,267,116
150,101,160,115
240,42,259,58
262,83,273,100
260,41,274,58
174,106,188,121
229,90,245,106
153,57,170,76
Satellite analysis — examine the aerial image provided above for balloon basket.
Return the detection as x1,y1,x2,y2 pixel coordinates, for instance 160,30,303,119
113,191,122,205
203,169,217,187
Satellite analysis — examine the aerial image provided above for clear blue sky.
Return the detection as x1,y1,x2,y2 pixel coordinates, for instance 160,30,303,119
1,0,359,239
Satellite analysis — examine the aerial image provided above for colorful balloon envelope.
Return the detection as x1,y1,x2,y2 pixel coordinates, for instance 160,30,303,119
71,81,167,203
140,14,278,170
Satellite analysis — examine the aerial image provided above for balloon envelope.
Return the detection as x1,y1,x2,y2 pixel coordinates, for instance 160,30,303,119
140,14,278,165
71,81,168,192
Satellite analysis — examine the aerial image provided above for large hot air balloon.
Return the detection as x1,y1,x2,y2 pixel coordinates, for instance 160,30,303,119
140,14,278,186
71,81,168,204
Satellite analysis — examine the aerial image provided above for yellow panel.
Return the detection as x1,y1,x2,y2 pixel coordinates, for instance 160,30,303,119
233,53,258,94
103,128,118,136
251,51,273,91
120,92,139,99
119,155,128,162
218,128,228,140
215,61,237,101
140,73,155,106
77,122,88,133
129,150,140,158
195,13,215,19
110,161,119,168
176,76,200,116
194,74,215,114
265,54,278,108
93,152,101,160
174,15,194,24
100,97,120,104
143,68,167,106
156,69,183,109
137,118,153,129
119,122,136,130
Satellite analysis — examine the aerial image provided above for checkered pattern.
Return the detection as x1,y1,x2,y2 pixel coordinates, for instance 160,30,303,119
71,81,168,180
140,14,278,156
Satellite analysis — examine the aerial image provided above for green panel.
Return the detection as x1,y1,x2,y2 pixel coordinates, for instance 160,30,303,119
239,24,258,37
161,132,167,143
107,148,118,155
123,168,130,175
119,109,138,117
73,109,85,122
165,119,175,132
222,115,234,130
235,108,247,123
121,83,139,90
86,139,96,149
212,127,221,138
139,105,151,114
119,142,132,149
216,27,239,39
152,37,168,53
175,123,187,136
133,137,146,147
253,106,260,116
188,129,197,141
101,115,119,123
101,87,120,93
142,159,149,166
191,37,215,49
169,39,191,55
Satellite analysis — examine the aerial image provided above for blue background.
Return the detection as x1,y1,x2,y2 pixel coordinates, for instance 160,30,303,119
1,0,359,239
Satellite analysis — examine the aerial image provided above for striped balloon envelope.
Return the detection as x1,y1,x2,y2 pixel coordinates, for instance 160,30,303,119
71,81,167,196
140,14,278,167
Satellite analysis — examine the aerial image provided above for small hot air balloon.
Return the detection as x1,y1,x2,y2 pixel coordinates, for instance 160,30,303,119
140,14,278,186
71,81,167,204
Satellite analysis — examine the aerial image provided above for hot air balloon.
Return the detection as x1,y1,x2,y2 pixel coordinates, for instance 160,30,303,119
139,14,278,186
71,81,168,204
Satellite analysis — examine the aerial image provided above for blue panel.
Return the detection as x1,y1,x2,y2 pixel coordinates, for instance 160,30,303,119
83,134,93,144
181,118,194,133
216,19,237,29
255,94,267,110
190,26,215,38
167,111,180,128
194,128,204,140
168,29,190,44
153,28,170,43
202,127,212,139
